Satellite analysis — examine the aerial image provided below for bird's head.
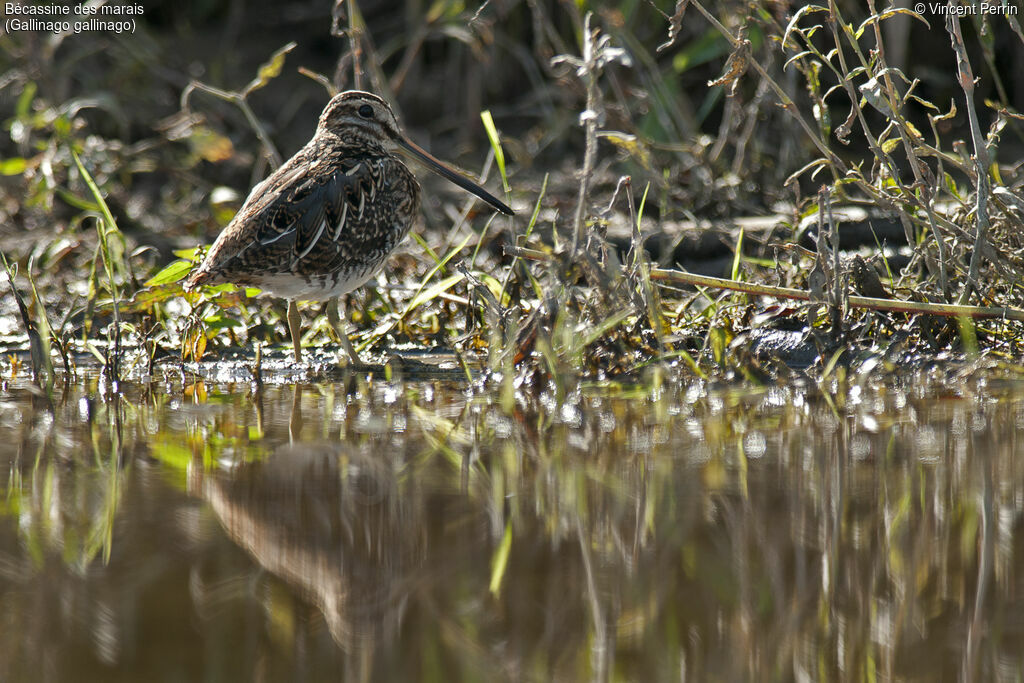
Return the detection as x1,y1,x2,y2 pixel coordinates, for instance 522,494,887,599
317,91,402,152
317,90,514,216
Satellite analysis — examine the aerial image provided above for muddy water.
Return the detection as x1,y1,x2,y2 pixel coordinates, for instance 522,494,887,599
2,368,1024,682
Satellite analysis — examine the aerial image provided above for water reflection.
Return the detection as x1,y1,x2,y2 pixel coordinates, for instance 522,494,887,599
196,432,423,653
1,372,1024,681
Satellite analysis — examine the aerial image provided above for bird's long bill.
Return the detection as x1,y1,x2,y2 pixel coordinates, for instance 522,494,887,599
397,137,514,216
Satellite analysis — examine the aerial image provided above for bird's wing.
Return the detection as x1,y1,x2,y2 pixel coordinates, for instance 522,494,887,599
191,153,385,284
284,156,382,268
241,160,308,225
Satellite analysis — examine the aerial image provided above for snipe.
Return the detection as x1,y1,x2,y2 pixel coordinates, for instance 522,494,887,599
184,90,513,363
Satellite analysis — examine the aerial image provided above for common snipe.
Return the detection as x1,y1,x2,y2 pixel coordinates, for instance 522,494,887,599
184,90,513,363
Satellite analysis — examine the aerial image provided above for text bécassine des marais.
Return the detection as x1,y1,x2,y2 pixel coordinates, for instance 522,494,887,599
5,3,143,15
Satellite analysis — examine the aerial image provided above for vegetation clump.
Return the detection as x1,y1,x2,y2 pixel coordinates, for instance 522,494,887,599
3,0,1024,393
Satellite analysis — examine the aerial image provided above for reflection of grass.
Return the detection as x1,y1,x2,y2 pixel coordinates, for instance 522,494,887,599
1,381,280,573
0,392,128,570
87,429,122,566
1,372,1022,678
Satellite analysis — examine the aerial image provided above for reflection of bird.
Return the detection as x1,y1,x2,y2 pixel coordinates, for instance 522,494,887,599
184,91,513,363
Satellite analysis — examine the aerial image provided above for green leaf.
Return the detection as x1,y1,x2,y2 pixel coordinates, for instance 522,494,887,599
244,42,298,95
0,158,27,175
202,314,243,330
637,181,650,226
122,283,183,312
784,158,829,187
72,149,123,307
71,151,121,238
144,259,194,287
956,315,978,357
857,7,931,36
477,271,509,306
578,308,632,350
480,110,509,192
781,5,828,50
880,137,901,154
404,233,473,314
15,81,36,119
206,283,242,294
731,227,745,281
55,187,101,212
944,172,961,200
405,272,464,312
173,247,202,260
783,50,815,70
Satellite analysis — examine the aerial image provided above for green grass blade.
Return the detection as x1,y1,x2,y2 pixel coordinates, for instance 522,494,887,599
480,110,509,192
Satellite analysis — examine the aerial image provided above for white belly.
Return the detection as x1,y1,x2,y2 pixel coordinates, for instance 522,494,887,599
252,266,380,302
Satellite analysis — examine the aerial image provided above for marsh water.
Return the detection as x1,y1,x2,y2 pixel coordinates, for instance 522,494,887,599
3,361,1024,682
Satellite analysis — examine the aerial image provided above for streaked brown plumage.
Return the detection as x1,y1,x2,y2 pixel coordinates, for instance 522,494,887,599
184,90,513,363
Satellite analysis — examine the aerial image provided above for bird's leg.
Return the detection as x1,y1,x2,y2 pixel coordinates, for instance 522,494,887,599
288,384,303,442
287,300,303,363
328,296,360,364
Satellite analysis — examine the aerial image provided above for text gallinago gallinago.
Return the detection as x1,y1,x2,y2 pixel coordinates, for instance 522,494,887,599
184,90,513,363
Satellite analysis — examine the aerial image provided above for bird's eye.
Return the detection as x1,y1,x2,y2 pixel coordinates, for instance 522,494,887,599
357,104,374,119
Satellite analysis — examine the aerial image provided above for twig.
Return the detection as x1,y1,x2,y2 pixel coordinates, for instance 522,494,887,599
181,80,283,168
389,26,428,94
848,0,951,298
504,246,1024,322
551,12,631,255
571,14,600,255
347,0,363,89
688,0,847,173
823,190,844,338
947,14,993,305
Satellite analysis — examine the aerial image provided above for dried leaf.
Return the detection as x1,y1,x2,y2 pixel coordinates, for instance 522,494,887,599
657,0,691,53
707,39,750,96
599,131,653,170
189,125,234,163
